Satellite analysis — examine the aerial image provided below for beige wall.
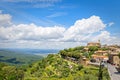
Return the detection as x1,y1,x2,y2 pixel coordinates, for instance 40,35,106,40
113,56,119,66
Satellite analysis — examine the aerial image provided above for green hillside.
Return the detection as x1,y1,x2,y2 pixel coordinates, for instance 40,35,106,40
0,49,43,66
24,54,110,80
0,46,110,80
0,62,24,80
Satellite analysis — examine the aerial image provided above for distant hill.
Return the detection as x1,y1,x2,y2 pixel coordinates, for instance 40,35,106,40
0,49,43,66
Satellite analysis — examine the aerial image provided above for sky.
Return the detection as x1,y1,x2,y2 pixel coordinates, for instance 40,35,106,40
0,0,120,49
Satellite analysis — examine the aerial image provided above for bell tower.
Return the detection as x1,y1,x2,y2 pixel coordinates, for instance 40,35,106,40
98,39,100,43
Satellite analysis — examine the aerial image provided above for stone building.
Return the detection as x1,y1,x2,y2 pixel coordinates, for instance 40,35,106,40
91,50,108,63
87,40,101,47
108,53,120,66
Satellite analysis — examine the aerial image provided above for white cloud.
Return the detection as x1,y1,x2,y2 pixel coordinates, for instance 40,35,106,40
0,12,12,27
47,12,67,18
0,12,119,49
108,22,114,27
33,3,54,8
1,0,61,8
68,16,106,34
91,31,116,43
0,23,65,41
62,15,106,42
0,10,2,13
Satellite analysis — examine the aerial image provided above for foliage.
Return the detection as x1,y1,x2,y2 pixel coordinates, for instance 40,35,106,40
59,46,84,60
0,62,24,80
100,47,109,51
24,54,110,80
102,68,110,80
59,46,104,60
88,46,99,56
24,54,79,79
118,52,120,58
88,46,99,52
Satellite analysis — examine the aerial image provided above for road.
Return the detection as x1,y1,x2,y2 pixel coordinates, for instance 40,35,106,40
107,64,120,80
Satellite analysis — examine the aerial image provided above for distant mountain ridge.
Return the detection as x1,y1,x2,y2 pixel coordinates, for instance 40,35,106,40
0,48,60,54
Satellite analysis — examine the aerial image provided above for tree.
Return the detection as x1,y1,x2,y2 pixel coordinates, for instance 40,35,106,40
88,46,99,52
118,52,120,58
78,64,83,70
74,46,84,50
0,65,24,80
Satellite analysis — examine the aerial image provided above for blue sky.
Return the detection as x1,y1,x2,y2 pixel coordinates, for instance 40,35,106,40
0,0,120,49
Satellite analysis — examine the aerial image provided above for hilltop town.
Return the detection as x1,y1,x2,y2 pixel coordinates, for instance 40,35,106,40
60,40,120,71
87,40,120,71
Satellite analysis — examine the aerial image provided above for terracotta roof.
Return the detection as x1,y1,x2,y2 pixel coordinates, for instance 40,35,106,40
109,53,119,55
95,50,107,53
92,55,108,58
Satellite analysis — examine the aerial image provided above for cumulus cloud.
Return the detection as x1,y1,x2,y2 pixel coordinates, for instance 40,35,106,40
91,31,116,43
62,16,106,42
0,12,119,49
67,16,105,34
0,23,65,41
0,12,12,27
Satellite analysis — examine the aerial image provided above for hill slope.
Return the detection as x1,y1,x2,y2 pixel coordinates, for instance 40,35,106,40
0,49,43,66
24,54,110,80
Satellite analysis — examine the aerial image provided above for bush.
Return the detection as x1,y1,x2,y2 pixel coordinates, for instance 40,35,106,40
78,64,83,70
